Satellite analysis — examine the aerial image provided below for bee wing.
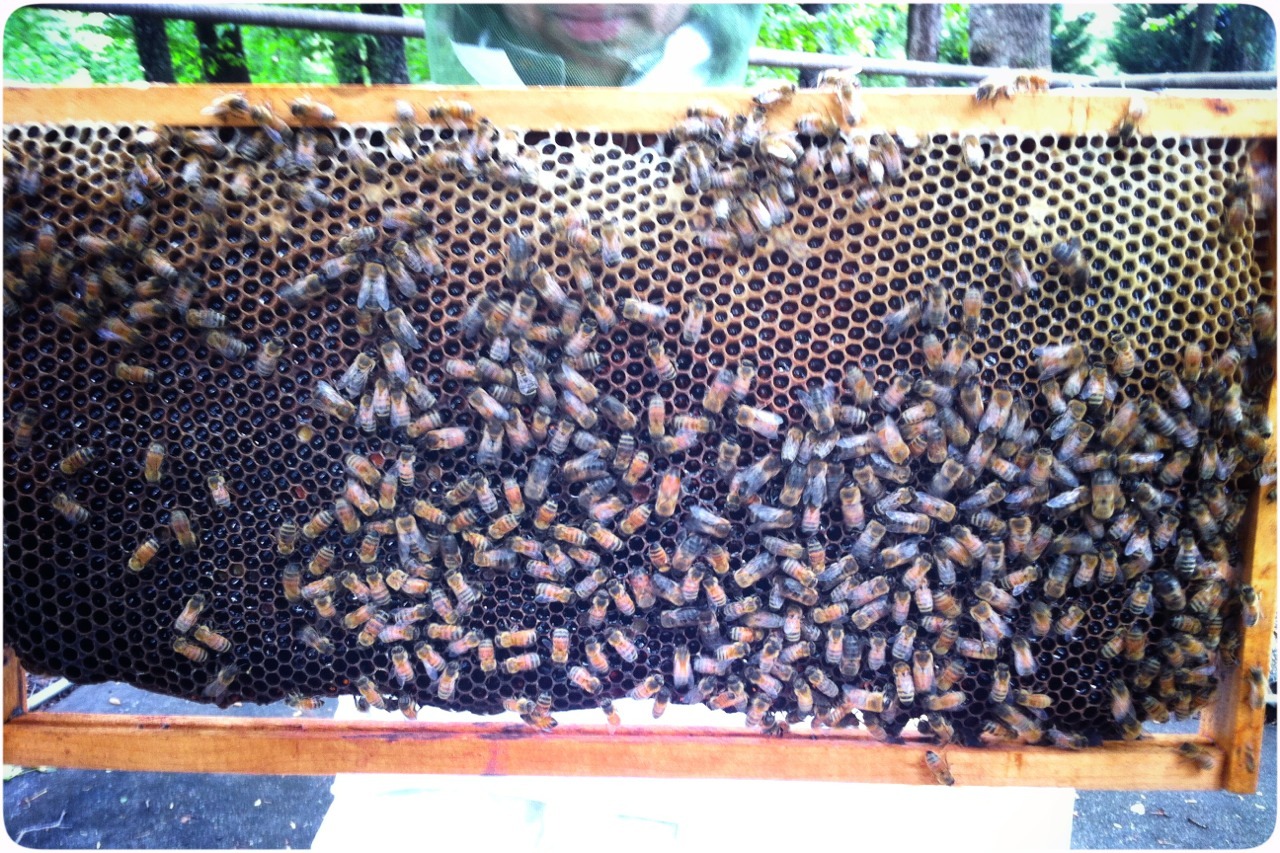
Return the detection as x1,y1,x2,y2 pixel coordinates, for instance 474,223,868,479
356,273,373,310
394,272,418,299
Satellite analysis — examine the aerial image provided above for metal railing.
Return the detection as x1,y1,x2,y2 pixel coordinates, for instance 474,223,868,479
36,2,1280,88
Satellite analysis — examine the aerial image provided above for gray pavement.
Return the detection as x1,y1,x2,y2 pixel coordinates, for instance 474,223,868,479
1071,723,1277,850
3,683,335,849
3,681,1276,849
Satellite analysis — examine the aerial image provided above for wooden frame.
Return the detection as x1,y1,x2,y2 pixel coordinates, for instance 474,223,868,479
3,85,1276,791
2,84,1276,137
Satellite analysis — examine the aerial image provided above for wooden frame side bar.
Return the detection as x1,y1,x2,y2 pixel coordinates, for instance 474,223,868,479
2,712,1223,789
3,647,27,722
1199,381,1279,793
3,85,1276,137
1198,140,1279,794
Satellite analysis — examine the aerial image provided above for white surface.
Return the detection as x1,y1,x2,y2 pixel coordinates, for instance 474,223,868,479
310,697,1077,851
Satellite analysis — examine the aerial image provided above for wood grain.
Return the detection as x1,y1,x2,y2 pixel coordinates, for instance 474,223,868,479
3,711,1225,788
2,85,1276,137
1199,378,1278,793
2,647,26,722
1196,140,1278,795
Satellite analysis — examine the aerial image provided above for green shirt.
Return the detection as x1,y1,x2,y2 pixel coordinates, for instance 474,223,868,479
423,4,764,86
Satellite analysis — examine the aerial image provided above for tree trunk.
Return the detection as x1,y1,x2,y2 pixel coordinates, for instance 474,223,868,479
1189,4,1218,72
969,4,1052,69
330,33,368,85
130,15,174,83
907,4,943,85
194,21,252,83
363,4,410,84
798,4,832,88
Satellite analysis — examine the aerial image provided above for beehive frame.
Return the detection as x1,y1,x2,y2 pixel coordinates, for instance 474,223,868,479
2,85,1275,792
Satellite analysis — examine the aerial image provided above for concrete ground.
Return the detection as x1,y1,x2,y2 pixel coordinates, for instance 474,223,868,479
1071,722,1277,849
3,682,335,849
3,681,1275,849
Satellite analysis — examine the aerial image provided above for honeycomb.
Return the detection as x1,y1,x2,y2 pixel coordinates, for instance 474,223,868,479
2,91,1273,748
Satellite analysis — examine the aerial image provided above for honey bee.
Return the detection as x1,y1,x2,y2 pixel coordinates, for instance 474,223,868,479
45,484,91,517
426,98,475,131
289,95,336,123
582,637,612,674
646,339,677,383
165,508,197,550
278,272,325,306
1239,586,1260,628
619,502,652,535
348,674,388,711
423,428,468,451
8,408,37,452
201,664,240,703
590,216,623,266
1247,667,1266,710
650,468,683,518
202,91,251,120
1006,636,1037,677
924,750,955,786
290,625,333,657
245,337,286,380
1178,742,1215,771
948,282,985,338
170,635,207,663
1110,93,1150,139
200,470,231,509
671,292,710,345
994,249,1034,298
105,359,157,385
1052,604,1085,639
585,529,621,565
733,405,783,441
807,71,860,126
974,71,1023,103
56,445,96,477
193,624,232,654
172,593,208,634
534,583,574,605
205,330,251,361
694,367,732,415
1223,185,1253,237
554,663,603,698
583,589,610,628
526,497,558,531
960,134,984,170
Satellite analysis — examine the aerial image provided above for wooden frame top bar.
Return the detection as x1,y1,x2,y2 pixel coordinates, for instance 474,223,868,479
3,84,1276,137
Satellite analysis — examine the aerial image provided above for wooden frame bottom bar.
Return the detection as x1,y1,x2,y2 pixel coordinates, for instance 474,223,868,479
3,712,1223,789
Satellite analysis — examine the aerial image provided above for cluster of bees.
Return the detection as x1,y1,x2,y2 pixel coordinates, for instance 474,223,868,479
253,87,1271,750
2,80,1273,769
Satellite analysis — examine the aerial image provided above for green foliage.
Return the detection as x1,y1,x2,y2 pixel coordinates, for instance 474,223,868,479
2,2,430,85
1109,4,1196,73
165,19,206,83
1108,3,1274,74
4,8,142,84
401,5,431,81
1215,4,1276,72
936,4,971,84
748,3,908,86
1051,6,1097,74
242,25,338,83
